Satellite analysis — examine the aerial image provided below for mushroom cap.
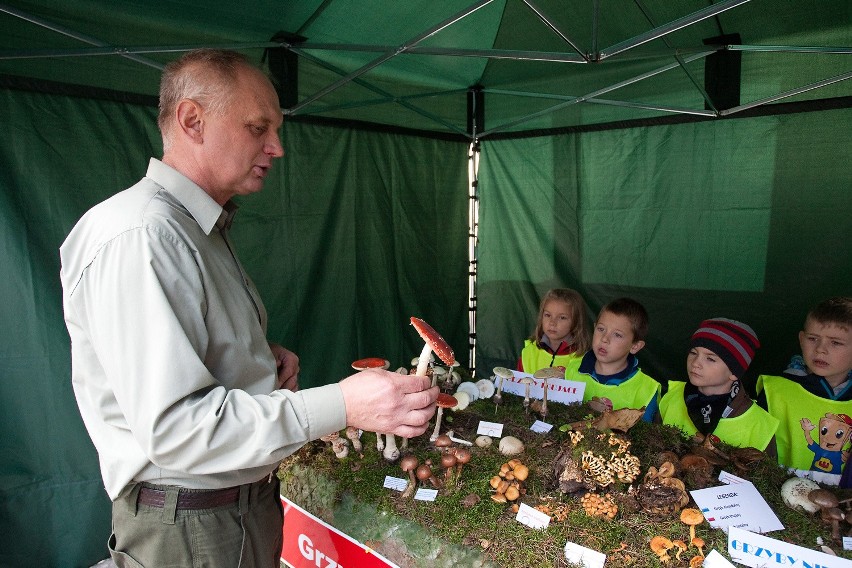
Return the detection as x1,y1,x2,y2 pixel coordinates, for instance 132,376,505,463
434,434,453,448
400,454,419,471
691,537,705,548
351,357,390,370
650,536,674,554
415,464,433,481
822,506,844,522
512,463,530,481
410,317,455,365
476,378,496,399
809,488,840,509
519,377,535,385
451,391,471,411
456,381,480,401
493,366,514,379
689,555,704,567
436,393,458,408
498,436,525,456
680,508,705,526
505,485,520,501
454,448,472,464
441,453,458,468
781,477,822,513
533,367,564,380
475,435,492,448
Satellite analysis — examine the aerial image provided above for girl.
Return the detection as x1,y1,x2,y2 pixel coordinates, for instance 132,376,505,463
517,288,591,373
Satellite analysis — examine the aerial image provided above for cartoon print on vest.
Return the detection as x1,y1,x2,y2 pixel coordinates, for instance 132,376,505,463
800,413,852,474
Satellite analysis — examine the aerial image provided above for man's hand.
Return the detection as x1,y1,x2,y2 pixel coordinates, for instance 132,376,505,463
339,370,439,438
269,343,300,391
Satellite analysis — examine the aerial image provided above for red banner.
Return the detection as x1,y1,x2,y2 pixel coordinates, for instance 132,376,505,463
280,496,399,568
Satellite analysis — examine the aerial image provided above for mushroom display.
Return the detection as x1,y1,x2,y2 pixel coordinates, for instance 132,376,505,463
780,477,821,513
492,366,513,405
498,435,525,456
580,492,618,519
680,508,705,543
430,393,458,441
532,366,563,419
400,454,419,498
649,536,674,563
490,459,528,503
410,317,456,382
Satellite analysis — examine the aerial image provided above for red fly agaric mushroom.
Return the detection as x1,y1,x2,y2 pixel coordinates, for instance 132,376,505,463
410,317,455,383
430,393,458,441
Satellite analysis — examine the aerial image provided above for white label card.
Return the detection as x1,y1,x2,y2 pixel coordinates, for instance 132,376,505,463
530,420,553,433
515,502,550,530
564,541,606,568
703,549,736,567
718,470,748,484
844,536,852,551
477,421,504,437
383,476,408,492
497,370,586,404
728,526,852,568
413,488,438,501
690,480,784,534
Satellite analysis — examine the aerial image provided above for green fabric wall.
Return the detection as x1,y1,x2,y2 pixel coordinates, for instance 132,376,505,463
476,107,852,390
0,88,468,567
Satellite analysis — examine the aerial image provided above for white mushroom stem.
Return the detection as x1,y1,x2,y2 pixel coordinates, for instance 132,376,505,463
524,382,532,409
375,432,385,452
415,343,433,382
445,430,473,446
382,434,400,461
541,378,549,418
494,376,504,403
429,406,446,442
400,436,409,450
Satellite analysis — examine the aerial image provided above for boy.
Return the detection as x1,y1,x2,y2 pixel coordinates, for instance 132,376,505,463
757,297,852,485
565,297,660,422
658,318,778,451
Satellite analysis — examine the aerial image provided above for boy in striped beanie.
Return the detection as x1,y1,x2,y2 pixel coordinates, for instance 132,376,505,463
658,318,778,452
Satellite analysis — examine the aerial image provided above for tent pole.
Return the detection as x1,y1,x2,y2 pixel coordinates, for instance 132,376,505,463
468,141,481,375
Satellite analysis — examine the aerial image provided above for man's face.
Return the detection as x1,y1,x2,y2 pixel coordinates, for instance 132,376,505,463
799,319,852,388
198,66,285,204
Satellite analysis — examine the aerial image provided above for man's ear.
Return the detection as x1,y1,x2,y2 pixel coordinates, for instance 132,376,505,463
175,99,204,142
629,340,645,354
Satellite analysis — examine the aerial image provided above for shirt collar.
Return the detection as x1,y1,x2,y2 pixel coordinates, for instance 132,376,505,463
145,158,232,235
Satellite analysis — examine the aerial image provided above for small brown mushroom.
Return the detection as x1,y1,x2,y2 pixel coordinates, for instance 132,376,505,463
681,508,705,542
691,536,705,558
453,447,472,481
415,463,442,488
441,452,458,484
400,454,419,498
671,540,687,561
689,555,704,567
433,434,454,452
650,536,674,563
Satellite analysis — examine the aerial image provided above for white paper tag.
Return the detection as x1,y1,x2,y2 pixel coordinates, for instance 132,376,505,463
690,480,784,534
564,541,606,568
718,470,748,484
515,502,550,530
703,549,736,567
477,420,504,437
728,526,852,568
413,488,438,501
844,536,852,551
530,420,553,433
383,476,408,492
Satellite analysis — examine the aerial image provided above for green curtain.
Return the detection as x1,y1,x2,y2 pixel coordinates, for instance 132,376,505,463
476,107,852,391
0,89,468,567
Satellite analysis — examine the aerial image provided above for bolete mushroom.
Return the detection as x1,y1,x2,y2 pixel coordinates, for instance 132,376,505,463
410,317,456,383
680,508,705,542
430,393,458,441
400,454,419,498
492,366,513,405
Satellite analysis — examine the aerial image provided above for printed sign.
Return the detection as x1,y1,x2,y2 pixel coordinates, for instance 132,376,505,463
281,496,399,568
690,480,784,534
564,541,606,568
728,526,852,568
496,371,586,404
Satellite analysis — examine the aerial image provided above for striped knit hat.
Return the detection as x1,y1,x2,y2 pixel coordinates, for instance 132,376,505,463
690,318,760,379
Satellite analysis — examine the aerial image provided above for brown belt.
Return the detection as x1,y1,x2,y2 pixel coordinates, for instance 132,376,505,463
137,486,241,510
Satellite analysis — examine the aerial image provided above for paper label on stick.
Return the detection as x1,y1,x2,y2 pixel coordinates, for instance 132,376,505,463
477,421,504,437
564,541,606,568
515,502,550,530
497,370,585,404
690,480,784,534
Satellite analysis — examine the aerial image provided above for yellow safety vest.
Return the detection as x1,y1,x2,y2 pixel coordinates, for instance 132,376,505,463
757,375,852,477
564,356,661,411
660,381,779,451
520,339,580,374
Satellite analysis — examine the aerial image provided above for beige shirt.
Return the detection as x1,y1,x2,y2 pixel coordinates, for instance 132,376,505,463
60,158,345,499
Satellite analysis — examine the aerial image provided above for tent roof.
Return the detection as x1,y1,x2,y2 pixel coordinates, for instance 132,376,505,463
1,0,850,137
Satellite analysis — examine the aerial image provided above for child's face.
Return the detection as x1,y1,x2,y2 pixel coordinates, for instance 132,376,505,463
592,311,643,366
799,319,852,387
687,346,737,395
541,299,574,346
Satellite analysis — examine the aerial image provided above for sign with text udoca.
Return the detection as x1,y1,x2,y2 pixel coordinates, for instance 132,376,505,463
280,496,399,568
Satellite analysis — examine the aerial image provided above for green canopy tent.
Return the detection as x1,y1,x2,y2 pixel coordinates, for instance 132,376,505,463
1,1,849,565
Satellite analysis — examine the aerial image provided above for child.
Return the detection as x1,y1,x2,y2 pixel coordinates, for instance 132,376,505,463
517,288,590,374
659,318,778,451
565,297,660,422
756,297,852,486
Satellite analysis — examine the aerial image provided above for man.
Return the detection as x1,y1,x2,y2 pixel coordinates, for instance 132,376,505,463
60,49,439,567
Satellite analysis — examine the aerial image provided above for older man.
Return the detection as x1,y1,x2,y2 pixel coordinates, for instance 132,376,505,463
60,49,438,567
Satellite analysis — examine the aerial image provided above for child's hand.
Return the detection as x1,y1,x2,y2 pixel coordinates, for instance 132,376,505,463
800,417,814,431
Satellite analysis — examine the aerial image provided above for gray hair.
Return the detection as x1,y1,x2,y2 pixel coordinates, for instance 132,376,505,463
158,49,251,151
